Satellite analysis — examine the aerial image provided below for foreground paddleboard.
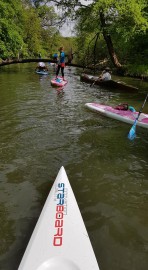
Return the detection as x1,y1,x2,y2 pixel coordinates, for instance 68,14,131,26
51,76,68,87
18,167,100,270
85,103,148,129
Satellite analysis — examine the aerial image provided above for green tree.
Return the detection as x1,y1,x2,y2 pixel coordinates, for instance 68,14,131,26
36,5,59,56
22,8,42,57
50,0,148,69
24,1,61,56
0,0,24,58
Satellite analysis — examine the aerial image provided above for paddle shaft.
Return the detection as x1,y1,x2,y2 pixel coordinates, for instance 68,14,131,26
136,93,148,121
90,79,99,87
127,93,148,140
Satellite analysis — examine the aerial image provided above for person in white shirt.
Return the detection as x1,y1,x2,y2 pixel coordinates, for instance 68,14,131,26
38,62,46,67
36,62,48,71
99,67,111,81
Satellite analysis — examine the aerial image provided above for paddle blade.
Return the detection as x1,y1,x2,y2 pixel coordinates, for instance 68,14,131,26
90,82,95,87
128,121,137,140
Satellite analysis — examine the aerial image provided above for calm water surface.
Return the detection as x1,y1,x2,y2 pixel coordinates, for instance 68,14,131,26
0,64,148,270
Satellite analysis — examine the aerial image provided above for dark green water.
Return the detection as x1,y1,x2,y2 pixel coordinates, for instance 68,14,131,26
0,64,148,270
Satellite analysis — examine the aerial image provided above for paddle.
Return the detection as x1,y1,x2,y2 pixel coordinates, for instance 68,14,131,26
90,78,100,87
90,80,96,87
128,93,148,140
90,71,104,87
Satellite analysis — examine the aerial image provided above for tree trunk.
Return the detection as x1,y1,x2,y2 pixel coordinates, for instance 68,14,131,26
93,33,100,74
100,11,122,68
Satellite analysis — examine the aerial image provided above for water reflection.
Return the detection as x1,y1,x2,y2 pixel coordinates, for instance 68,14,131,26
0,203,15,255
0,64,148,270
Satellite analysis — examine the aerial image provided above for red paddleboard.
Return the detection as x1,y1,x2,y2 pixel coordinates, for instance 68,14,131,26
51,77,68,87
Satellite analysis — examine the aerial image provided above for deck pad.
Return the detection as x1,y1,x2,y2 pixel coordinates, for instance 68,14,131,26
51,77,68,87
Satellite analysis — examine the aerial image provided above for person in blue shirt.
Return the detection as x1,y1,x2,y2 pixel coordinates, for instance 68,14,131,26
53,53,58,61
56,47,66,81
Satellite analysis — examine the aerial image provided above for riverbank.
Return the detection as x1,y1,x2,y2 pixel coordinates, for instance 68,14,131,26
0,58,148,81
113,64,148,81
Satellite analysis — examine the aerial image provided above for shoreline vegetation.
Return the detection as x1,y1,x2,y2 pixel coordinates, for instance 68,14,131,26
0,58,148,81
0,1,147,81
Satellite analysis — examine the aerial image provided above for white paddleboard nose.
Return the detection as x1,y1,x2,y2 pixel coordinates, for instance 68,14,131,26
18,166,100,270
36,257,80,270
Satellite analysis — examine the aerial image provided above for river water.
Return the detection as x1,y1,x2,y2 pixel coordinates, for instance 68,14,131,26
0,64,148,270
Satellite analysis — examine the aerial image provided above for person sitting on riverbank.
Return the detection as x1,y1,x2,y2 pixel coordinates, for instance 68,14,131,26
99,67,111,81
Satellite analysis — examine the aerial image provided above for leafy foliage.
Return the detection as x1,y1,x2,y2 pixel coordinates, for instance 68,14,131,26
74,0,148,69
0,0,24,58
0,0,148,76
0,0,62,59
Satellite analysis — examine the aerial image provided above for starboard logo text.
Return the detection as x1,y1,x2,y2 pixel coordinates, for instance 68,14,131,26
53,183,66,246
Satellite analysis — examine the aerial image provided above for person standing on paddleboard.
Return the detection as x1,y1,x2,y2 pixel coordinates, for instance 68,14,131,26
56,46,66,81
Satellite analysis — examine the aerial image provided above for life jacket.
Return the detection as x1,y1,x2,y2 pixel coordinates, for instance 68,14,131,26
57,52,65,67
114,103,128,110
59,52,65,63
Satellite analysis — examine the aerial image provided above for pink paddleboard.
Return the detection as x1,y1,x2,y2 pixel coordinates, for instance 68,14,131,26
85,103,148,129
51,76,68,87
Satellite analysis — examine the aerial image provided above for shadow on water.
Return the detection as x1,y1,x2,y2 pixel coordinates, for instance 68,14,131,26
0,63,148,270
